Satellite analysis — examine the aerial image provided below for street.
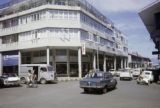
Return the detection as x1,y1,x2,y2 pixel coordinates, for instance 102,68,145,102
0,79,160,108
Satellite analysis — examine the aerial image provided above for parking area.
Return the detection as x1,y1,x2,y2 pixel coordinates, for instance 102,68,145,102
0,79,160,108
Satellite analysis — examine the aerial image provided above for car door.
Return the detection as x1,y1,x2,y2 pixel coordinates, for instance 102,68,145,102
108,73,116,88
39,67,48,81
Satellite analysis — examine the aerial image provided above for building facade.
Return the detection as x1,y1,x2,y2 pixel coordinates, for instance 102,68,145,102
139,0,160,59
0,0,128,78
128,52,151,69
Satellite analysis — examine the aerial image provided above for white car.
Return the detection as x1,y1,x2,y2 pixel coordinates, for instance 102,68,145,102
137,76,150,85
116,69,125,77
0,73,20,87
132,68,141,77
109,69,116,76
120,70,133,80
142,71,154,83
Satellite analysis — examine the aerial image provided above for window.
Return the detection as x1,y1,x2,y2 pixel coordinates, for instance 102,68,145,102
48,66,54,71
56,49,66,56
93,34,98,42
80,13,113,35
80,30,89,40
56,63,67,77
40,67,47,72
70,64,78,77
70,50,78,56
2,34,18,44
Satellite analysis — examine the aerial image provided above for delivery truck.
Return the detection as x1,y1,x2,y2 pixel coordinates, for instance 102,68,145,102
19,64,57,84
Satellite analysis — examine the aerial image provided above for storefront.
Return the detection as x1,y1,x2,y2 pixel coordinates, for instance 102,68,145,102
2,51,19,74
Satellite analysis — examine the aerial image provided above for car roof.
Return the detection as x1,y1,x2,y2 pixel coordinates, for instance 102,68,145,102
144,71,152,73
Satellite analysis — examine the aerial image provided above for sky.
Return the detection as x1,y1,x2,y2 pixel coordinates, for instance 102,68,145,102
0,0,158,60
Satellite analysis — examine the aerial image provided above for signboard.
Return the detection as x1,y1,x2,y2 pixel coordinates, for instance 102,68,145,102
82,43,86,55
152,51,160,55
3,51,19,66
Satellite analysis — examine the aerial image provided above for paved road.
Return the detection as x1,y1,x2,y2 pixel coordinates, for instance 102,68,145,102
0,79,160,108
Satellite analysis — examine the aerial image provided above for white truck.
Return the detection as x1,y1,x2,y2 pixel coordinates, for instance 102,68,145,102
19,64,57,84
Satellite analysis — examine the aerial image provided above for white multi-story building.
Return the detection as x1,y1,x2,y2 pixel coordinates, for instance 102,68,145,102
0,0,128,78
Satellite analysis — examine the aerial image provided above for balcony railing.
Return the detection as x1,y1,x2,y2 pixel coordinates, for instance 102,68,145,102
0,37,81,52
0,0,113,26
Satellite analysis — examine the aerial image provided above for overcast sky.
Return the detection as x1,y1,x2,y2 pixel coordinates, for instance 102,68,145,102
0,0,158,59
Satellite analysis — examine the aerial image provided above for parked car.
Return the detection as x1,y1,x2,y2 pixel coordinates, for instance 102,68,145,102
116,69,125,77
132,68,141,78
0,73,20,87
80,71,117,94
120,69,133,80
142,71,154,83
109,69,116,76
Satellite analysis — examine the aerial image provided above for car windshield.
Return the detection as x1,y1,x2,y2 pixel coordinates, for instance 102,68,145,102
48,66,54,72
40,67,47,72
86,72,103,78
145,72,150,75
2,73,17,77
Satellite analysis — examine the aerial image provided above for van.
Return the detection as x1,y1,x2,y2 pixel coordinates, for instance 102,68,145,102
19,64,57,84
132,68,141,77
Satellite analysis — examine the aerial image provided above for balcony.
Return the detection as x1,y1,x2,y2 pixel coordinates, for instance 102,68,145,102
0,19,80,36
0,37,81,52
0,0,113,26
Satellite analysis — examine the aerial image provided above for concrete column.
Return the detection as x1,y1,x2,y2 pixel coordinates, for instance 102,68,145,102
0,53,2,76
67,49,70,77
93,51,96,70
126,58,128,68
78,48,82,78
114,57,117,70
96,48,99,70
103,55,106,72
18,51,21,76
52,49,56,71
124,58,126,69
121,57,123,69
47,47,50,65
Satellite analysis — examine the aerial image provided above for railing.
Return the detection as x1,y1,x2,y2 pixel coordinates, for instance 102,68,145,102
0,37,81,52
0,0,113,26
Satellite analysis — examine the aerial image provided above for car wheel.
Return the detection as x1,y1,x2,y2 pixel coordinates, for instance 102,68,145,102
84,88,89,93
102,87,107,94
20,77,26,84
40,78,47,84
137,81,139,84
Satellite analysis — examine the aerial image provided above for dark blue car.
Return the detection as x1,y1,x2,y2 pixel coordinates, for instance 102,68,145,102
80,71,117,93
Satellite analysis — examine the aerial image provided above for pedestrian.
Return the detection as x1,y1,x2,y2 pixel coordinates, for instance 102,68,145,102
27,70,33,85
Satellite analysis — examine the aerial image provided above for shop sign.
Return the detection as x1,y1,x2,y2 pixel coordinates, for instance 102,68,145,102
3,52,19,66
82,43,86,55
